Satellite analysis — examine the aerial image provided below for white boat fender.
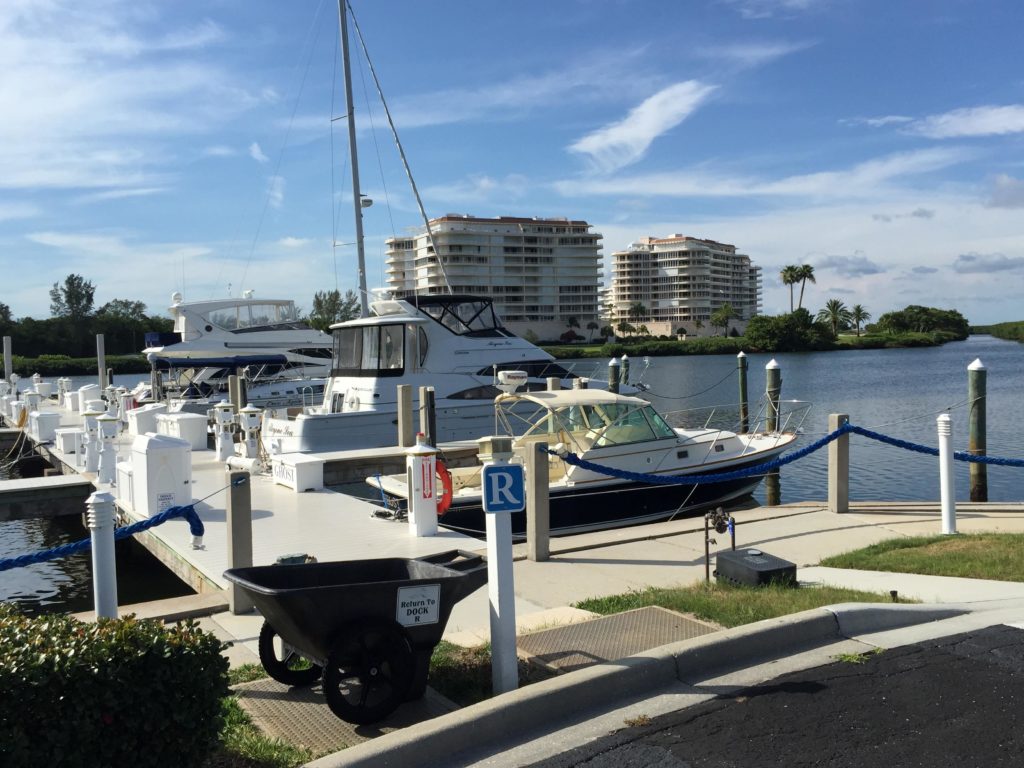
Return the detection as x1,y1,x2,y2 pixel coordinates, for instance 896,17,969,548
226,456,262,474
552,442,569,458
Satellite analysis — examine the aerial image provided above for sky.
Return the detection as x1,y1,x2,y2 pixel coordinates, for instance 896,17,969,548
2,0,1023,326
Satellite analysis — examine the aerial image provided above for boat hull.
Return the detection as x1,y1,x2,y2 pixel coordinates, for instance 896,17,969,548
433,453,782,538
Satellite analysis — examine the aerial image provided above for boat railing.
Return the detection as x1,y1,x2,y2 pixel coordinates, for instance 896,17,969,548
662,397,812,439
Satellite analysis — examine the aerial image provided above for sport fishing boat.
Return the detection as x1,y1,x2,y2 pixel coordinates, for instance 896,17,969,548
259,291,639,453
366,388,802,537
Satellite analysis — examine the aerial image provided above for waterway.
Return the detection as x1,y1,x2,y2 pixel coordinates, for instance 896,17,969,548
2,337,1022,613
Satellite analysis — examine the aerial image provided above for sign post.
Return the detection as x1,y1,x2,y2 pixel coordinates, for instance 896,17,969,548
479,435,524,695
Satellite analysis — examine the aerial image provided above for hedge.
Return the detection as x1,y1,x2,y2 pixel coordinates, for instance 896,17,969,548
0,605,228,768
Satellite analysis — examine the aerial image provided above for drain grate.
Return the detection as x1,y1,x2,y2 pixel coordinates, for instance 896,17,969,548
516,606,719,675
233,678,459,755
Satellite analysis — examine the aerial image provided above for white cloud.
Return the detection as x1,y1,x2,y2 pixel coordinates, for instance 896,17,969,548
267,175,285,208
0,201,39,222
569,82,717,174
697,41,815,68
278,237,311,248
721,0,827,20
987,174,1024,209
74,187,168,204
911,105,1024,139
249,142,269,163
814,253,885,277
952,252,1024,274
421,174,530,205
844,115,913,128
203,145,237,157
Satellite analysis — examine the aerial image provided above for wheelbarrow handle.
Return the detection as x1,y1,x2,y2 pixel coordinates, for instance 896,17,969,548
418,549,485,572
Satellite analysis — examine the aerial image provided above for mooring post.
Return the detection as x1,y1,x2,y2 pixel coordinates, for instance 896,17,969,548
737,351,749,434
228,375,241,413
765,359,781,433
937,413,957,534
3,336,11,383
608,358,620,394
86,491,119,619
526,442,550,562
226,470,254,613
546,376,560,391
620,354,629,386
419,386,437,447
968,358,987,502
397,384,414,447
828,413,850,514
96,334,108,390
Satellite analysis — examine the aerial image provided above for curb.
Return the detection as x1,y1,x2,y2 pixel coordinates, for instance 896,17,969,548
304,603,967,768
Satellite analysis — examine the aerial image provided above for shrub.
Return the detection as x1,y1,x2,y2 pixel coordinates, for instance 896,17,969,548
0,604,228,768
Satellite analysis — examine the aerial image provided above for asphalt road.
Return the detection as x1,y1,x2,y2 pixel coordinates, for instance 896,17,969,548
532,625,1024,768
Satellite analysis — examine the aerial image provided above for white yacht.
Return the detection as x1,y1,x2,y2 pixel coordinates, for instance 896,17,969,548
260,292,630,453
142,291,332,402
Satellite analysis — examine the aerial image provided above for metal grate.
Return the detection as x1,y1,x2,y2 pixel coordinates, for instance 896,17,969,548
516,606,719,674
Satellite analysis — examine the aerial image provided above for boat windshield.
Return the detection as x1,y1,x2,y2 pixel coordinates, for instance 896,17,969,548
331,323,405,377
208,302,301,330
516,401,676,448
418,299,504,336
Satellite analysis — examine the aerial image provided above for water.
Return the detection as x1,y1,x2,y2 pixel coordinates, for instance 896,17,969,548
3,338,1022,613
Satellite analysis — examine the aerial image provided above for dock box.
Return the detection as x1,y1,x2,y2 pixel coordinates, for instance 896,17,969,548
272,453,324,492
127,402,167,436
131,433,192,517
716,548,796,587
155,412,208,451
77,384,100,413
54,427,84,454
116,461,134,512
30,411,62,443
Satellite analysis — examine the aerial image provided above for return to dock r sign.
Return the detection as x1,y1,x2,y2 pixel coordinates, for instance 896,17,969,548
482,463,525,514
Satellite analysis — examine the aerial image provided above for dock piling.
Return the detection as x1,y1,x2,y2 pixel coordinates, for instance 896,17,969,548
419,386,437,447
397,384,414,447
765,359,781,433
828,413,850,513
968,358,987,502
86,491,119,619
937,414,957,534
737,351,749,434
607,358,620,394
526,442,550,562
226,470,254,614
96,334,108,390
3,335,11,382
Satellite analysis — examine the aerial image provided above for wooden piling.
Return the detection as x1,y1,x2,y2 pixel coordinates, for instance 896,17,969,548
525,442,550,562
968,359,987,502
737,351,749,434
828,413,849,514
96,334,108,390
2,335,11,381
226,470,254,614
419,386,437,447
397,384,414,447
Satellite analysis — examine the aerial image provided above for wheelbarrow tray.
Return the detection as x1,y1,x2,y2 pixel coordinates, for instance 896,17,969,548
224,550,486,665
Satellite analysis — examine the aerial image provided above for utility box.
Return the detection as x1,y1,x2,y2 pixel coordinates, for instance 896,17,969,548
30,411,62,443
716,548,796,587
54,427,84,455
156,412,208,451
77,384,100,413
116,461,134,512
64,390,80,412
128,402,167,436
272,453,325,492
131,433,192,517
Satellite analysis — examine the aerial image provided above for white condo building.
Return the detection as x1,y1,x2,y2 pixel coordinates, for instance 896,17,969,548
608,235,762,335
385,215,602,339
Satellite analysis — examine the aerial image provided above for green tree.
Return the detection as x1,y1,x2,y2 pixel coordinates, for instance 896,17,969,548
586,320,599,341
309,289,360,331
566,315,580,330
743,309,833,352
816,298,852,337
875,305,969,338
95,299,153,353
795,265,816,311
710,302,738,336
627,302,648,323
615,319,635,337
850,304,870,337
49,274,95,320
599,324,613,339
780,265,800,313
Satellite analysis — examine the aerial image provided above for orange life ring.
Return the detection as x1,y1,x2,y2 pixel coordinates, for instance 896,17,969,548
436,459,453,516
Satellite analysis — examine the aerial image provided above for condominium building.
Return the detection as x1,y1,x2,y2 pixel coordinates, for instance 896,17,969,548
609,235,762,335
385,214,602,338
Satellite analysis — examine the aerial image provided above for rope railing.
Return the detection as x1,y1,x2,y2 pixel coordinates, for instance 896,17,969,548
0,504,205,573
545,421,1024,486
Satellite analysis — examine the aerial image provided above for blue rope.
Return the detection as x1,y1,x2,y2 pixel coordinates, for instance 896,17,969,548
0,504,204,573
546,420,1024,485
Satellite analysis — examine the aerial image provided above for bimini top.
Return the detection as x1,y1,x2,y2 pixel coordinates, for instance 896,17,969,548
496,389,650,410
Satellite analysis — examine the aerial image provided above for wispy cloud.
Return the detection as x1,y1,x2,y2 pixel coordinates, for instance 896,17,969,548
987,174,1024,209
555,147,969,200
74,187,168,204
249,142,269,163
911,266,938,274
843,115,913,128
204,145,237,158
953,252,1024,273
872,207,935,223
814,253,885,277
911,104,1024,139
720,0,828,20
569,82,717,174
267,175,285,208
697,40,815,68
0,201,39,222
278,237,311,248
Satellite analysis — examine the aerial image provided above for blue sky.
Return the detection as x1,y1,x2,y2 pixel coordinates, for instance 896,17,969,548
2,0,1023,325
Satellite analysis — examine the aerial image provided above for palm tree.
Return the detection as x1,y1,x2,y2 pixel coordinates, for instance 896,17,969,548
627,302,648,323
710,302,738,336
586,320,599,342
816,298,852,337
850,304,870,337
796,265,816,311
780,265,800,312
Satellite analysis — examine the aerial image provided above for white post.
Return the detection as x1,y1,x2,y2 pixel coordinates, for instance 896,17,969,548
2,336,11,382
214,402,236,462
480,435,520,695
607,358,620,394
405,433,439,537
96,414,120,486
937,413,957,534
96,334,108,390
86,491,119,619
82,408,104,473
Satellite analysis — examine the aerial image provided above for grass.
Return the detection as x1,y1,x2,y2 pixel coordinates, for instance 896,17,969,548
575,580,903,628
429,640,553,706
204,697,313,768
819,533,1024,581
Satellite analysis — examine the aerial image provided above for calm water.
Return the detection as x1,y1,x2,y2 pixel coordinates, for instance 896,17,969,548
3,338,1023,612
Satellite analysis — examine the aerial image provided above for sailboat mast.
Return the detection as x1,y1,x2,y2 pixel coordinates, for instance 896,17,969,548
337,0,370,318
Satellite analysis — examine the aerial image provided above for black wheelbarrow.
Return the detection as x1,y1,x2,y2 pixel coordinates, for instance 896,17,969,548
224,549,487,724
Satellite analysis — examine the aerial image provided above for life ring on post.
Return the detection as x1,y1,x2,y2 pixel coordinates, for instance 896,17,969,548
436,459,453,516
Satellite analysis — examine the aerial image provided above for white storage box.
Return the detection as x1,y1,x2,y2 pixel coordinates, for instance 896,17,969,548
64,391,80,412
131,433,192,517
54,427,84,454
155,412,208,451
128,402,167,436
34,381,54,398
9,400,26,424
77,384,100,413
30,411,62,442
272,453,324,492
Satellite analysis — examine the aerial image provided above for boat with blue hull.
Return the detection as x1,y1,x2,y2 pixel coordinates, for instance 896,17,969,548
367,389,801,538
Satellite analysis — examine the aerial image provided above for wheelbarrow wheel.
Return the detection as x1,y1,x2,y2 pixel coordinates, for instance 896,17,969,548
258,621,323,686
323,619,414,725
